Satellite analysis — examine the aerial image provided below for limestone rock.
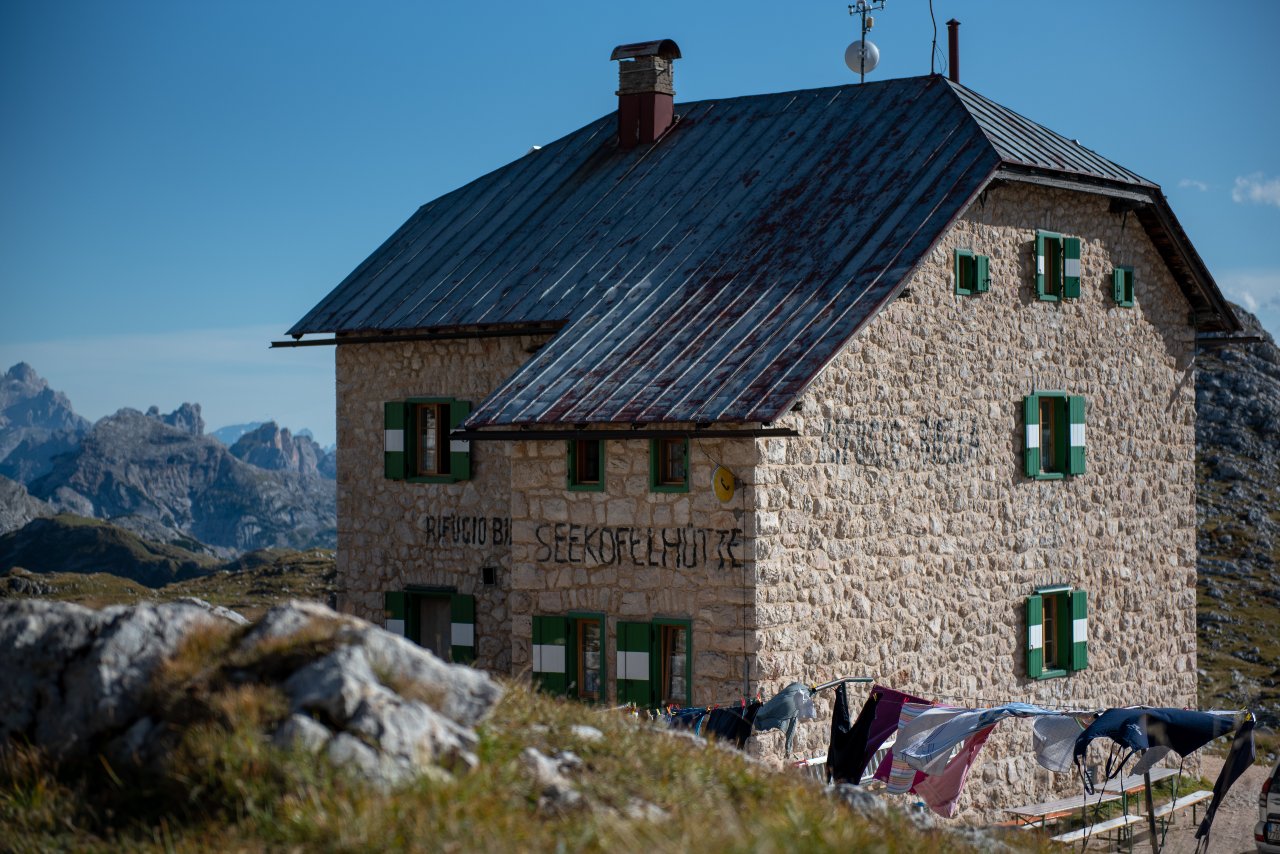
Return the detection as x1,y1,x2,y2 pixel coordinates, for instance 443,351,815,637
273,713,332,754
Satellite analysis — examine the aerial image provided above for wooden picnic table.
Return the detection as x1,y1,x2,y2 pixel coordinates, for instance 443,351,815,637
1006,791,1123,829
1006,766,1182,830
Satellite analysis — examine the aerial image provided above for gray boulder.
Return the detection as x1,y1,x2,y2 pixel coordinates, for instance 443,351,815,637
0,600,220,759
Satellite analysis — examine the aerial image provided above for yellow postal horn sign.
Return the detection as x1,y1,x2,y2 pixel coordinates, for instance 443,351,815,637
712,465,735,503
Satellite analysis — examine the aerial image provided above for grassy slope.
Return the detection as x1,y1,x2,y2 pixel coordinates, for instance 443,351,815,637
0,619,1040,854
0,547,335,619
0,514,220,587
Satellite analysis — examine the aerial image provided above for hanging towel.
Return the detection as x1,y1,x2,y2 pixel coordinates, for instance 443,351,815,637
1195,716,1255,851
828,685,878,784
857,684,931,781
914,724,996,818
900,702,1057,774
1032,714,1088,773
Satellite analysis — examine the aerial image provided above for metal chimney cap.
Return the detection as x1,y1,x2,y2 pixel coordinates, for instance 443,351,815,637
610,39,682,62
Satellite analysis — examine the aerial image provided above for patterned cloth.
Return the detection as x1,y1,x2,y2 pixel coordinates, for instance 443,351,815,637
914,724,996,817
900,702,1057,774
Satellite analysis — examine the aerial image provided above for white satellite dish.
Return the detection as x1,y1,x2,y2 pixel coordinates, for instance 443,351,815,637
844,39,880,75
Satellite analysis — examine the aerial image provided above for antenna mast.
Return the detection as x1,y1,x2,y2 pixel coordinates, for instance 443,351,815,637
846,1,887,83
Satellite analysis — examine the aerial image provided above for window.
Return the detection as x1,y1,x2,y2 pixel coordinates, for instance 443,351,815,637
414,402,449,476
531,613,606,702
1035,231,1081,301
617,618,693,708
1023,392,1086,478
1113,266,1135,307
383,589,476,664
954,249,990,296
649,436,689,493
1026,586,1087,678
658,623,689,706
567,438,605,491
383,398,472,482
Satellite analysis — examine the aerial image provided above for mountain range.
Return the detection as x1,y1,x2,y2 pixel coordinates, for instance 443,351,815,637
0,363,335,554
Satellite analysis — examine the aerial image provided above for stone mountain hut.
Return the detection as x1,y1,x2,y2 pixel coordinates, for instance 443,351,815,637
284,39,1239,812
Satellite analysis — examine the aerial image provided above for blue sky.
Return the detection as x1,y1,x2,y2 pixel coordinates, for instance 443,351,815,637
2,1,1276,447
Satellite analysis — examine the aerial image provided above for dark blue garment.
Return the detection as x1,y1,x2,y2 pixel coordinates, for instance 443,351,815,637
1196,716,1255,847
1072,707,1235,786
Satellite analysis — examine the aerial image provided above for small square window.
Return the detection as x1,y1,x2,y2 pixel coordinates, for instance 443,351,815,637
567,439,605,491
650,437,689,493
413,402,451,477
954,249,989,296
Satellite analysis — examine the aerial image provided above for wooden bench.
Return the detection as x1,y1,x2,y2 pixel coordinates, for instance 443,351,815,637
1051,812,1145,845
1006,791,1123,830
1152,790,1214,824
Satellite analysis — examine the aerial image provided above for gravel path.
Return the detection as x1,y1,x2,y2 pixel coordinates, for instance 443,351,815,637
1137,755,1268,854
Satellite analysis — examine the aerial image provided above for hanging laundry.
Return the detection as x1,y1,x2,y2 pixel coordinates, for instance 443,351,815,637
704,701,762,750
754,682,817,754
879,702,964,794
857,684,931,783
1195,715,1256,851
900,702,1058,774
1072,707,1236,789
1032,714,1089,774
827,684,877,784
913,724,996,818
1130,744,1173,776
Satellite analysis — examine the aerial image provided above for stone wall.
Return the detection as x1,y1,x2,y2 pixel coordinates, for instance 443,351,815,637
334,335,550,672
506,431,759,705
751,181,1199,815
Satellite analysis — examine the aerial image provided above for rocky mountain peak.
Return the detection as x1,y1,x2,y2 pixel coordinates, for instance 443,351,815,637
230,421,326,478
5,362,42,386
145,403,204,435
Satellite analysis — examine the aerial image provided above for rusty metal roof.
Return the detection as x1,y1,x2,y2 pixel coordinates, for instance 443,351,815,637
289,74,1236,427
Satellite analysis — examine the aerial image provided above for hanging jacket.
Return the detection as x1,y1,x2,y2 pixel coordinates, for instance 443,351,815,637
1195,716,1255,848
754,682,817,753
1073,707,1235,789
827,685,877,784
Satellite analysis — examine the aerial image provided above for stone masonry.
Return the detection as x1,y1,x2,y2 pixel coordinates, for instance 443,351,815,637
334,180,1199,818
752,181,1198,814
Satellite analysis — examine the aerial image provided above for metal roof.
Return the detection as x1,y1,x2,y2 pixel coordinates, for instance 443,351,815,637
289,74,1237,427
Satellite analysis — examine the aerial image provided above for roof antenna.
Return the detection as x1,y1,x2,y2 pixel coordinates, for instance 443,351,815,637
845,1,886,84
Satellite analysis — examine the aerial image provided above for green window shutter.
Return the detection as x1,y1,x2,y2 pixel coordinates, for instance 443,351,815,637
1062,237,1081,299
616,621,654,707
384,591,407,637
532,616,569,695
447,399,472,481
1125,269,1135,305
1034,232,1046,298
1067,395,1086,475
1113,268,1126,304
1026,594,1044,679
384,401,407,479
450,594,476,664
1070,589,1089,671
1023,394,1041,477
975,254,990,293
954,249,972,295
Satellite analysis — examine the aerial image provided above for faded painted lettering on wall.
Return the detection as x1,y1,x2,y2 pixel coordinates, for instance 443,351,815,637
534,523,744,571
422,515,512,547
819,417,980,468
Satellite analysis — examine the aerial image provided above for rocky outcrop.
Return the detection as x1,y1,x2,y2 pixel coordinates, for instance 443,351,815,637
1196,303,1280,726
0,362,90,484
0,600,503,789
0,475,53,536
147,402,204,435
229,421,328,478
28,406,336,553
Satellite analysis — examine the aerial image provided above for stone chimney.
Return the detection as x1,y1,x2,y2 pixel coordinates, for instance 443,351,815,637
610,39,682,149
